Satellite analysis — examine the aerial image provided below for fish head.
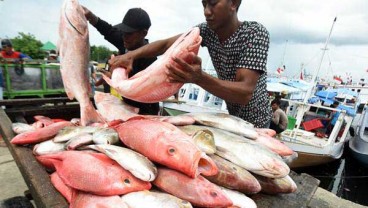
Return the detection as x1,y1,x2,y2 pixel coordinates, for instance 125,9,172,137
192,129,216,154
156,130,217,178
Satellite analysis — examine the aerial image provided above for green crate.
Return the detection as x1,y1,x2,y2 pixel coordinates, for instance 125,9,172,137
287,116,297,130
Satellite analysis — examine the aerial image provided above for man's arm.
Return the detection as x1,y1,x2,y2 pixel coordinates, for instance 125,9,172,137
83,6,124,52
166,52,261,105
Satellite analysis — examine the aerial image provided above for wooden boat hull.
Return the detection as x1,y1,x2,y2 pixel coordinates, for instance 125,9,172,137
289,151,337,169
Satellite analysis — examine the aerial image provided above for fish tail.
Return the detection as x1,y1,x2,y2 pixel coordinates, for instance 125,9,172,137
80,102,105,126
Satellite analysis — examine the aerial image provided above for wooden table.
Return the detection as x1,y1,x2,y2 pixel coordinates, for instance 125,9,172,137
0,98,321,208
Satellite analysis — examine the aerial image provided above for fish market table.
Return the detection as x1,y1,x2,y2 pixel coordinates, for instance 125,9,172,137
0,105,320,208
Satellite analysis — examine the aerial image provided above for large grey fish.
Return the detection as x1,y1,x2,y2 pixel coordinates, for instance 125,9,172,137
33,140,66,156
121,190,193,208
253,174,297,194
87,144,157,182
12,123,36,134
220,187,257,208
180,125,290,178
53,126,100,142
177,126,216,154
59,0,102,126
205,154,261,194
185,112,258,139
92,128,119,145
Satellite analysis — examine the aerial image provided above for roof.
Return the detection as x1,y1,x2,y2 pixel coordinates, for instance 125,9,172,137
267,82,301,93
41,41,56,51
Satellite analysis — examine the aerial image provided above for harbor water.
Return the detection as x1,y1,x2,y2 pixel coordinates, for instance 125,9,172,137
295,145,368,206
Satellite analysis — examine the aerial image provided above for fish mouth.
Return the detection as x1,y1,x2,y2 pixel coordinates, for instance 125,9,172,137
194,152,218,177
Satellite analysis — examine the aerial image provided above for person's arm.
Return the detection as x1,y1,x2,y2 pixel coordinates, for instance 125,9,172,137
83,6,124,52
165,52,261,105
166,23,269,105
108,34,181,72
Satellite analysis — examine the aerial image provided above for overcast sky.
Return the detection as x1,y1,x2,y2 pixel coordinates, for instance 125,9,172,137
1,0,368,82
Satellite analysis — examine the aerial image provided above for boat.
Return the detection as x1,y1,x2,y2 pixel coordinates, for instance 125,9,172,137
280,99,356,168
349,104,368,166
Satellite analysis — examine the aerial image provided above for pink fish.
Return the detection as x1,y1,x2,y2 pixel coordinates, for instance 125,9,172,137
255,128,277,137
255,132,294,156
32,115,55,128
94,91,139,122
11,121,73,145
153,167,233,207
103,27,202,103
59,0,103,126
50,172,74,203
38,151,151,196
70,192,128,208
115,119,218,178
129,114,196,126
205,155,261,194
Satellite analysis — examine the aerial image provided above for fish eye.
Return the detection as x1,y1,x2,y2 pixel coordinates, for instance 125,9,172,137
124,178,130,184
210,191,218,197
168,147,176,155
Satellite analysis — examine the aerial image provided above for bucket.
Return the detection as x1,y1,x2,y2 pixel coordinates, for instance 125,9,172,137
287,116,297,130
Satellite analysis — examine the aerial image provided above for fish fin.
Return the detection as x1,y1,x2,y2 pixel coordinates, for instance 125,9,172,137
80,103,105,126
102,74,114,87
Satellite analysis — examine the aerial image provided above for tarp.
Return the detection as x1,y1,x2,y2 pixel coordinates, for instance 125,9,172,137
267,82,301,93
315,90,337,99
281,80,312,91
41,41,56,51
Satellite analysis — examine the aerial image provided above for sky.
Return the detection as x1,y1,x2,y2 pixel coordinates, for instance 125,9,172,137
1,0,368,83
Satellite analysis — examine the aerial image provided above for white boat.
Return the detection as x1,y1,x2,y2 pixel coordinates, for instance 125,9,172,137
280,100,356,168
349,104,368,166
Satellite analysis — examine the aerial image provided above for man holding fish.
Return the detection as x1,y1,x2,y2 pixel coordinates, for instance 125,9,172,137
83,6,160,115
109,0,272,128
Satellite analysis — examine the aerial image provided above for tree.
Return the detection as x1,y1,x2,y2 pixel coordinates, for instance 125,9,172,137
90,45,117,63
11,32,45,59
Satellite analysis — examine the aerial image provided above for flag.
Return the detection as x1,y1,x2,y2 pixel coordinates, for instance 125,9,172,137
333,76,342,84
276,67,285,75
300,70,304,80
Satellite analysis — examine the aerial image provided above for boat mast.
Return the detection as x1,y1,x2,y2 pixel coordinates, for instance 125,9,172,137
303,17,337,103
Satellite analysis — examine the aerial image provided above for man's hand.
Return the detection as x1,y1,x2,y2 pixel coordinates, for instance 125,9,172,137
81,6,98,25
165,52,203,84
108,52,134,75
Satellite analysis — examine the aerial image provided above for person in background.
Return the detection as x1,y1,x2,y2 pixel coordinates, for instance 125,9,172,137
108,0,271,127
47,50,58,62
319,101,340,134
276,90,289,113
270,99,288,134
1,39,30,60
82,6,159,115
89,61,98,95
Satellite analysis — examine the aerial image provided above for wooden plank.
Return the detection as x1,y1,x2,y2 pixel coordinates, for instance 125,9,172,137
251,171,320,208
0,97,74,106
5,104,80,122
0,108,68,208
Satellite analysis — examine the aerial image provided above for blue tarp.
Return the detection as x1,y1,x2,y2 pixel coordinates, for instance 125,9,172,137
337,105,357,117
315,90,338,99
